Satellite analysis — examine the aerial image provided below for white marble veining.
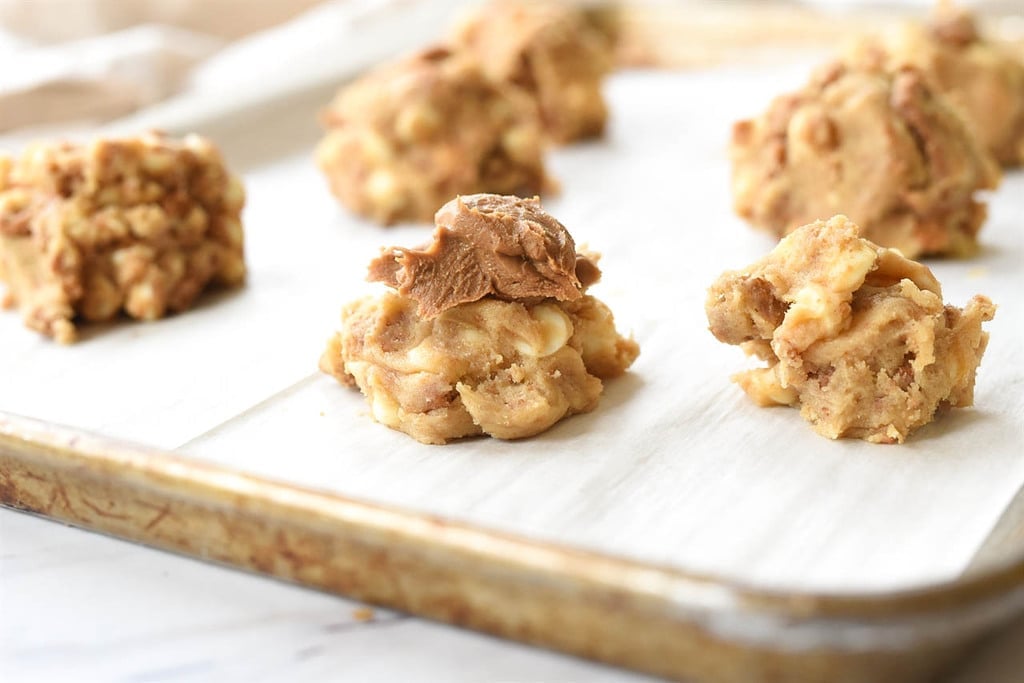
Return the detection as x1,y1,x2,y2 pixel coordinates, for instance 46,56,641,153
3,509,1024,682
0,511,653,682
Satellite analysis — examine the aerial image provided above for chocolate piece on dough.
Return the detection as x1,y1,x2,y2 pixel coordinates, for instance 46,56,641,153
369,194,600,318
321,193,637,444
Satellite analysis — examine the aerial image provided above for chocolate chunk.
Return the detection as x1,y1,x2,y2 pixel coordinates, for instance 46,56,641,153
368,194,599,318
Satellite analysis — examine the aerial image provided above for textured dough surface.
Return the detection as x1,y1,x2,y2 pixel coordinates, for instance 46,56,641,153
321,293,639,444
730,62,1000,258
846,7,1024,166
706,215,995,444
0,132,245,343
316,47,549,225
450,0,611,144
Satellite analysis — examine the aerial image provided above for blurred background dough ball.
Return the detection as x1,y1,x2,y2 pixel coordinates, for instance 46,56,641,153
730,61,1000,258
450,0,612,144
316,46,550,225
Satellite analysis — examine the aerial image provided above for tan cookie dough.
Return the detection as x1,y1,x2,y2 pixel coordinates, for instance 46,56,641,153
0,132,245,343
316,47,550,225
320,194,638,444
450,1,611,144
731,62,1000,258
846,6,1024,166
706,215,994,444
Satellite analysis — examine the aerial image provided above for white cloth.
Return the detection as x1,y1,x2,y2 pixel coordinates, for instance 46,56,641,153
0,0,444,135
0,24,220,131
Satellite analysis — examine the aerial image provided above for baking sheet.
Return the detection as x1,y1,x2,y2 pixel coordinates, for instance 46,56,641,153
2,65,1022,593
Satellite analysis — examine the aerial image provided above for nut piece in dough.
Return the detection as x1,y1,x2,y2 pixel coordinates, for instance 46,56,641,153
846,6,1024,166
0,132,246,343
321,194,638,444
450,1,612,144
731,62,1000,258
316,47,550,225
706,215,995,444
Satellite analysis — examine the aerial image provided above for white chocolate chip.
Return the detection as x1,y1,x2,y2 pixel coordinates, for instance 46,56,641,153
365,169,404,212
514,303,572,357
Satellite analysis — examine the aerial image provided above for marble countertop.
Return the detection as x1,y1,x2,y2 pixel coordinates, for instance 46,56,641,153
0,510,653,682
3,508,1024,682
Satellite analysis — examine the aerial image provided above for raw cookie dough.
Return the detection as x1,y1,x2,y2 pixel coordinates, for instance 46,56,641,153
0,132,245,343
706,215,994,444
846,6,1024,166
450,0,611,144
731,62,1000,258
316,47,550,225
320,194,638,444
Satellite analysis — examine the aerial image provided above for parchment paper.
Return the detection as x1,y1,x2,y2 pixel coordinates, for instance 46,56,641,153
2,65,1021,592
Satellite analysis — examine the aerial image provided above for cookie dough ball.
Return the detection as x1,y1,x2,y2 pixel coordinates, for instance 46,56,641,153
320,194,638,444
706,215,995,444
0,132,245,343
731,62,1000,258
450,1,612,144
316,47,550,225
846,6,1024,166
